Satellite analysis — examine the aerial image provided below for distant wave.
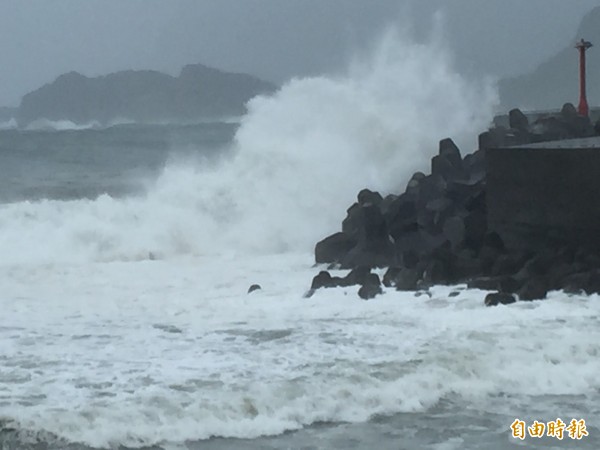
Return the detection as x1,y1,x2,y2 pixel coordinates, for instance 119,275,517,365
24,118,104,131
2,116,243,132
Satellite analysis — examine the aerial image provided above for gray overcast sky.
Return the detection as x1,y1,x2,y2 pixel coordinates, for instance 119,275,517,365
0,0,599,106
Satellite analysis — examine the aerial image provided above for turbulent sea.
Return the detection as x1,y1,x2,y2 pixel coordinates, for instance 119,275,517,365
1,33,599,450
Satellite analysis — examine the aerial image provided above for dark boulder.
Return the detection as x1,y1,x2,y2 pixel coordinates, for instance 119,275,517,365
490,252,528,277
462,150,486,183
357,189,383,207
442,215,466,249
406,171,426,195
432,138,466,183
484,292,517,307
416,174,447,210
464,188,486,213
343,266,372,286
380,194,398,216
478,245,502,276
383,267,402,288
431,154,465,183
517,277,549,301
313,106,600,295
393,268,422,291
341,204,395,268
342,243,395,269
311,271,344,290
464,211,488,251
478,127,508,150
454,249,482,280
561,269,600,295
515,251,556,281
509,108,529,132
401,249,420,269
423,241,458,285
315,232,356,264
247,284,262,294
342,203,362,239
439,138,462,167
421,259,450,286
561,102,578,118
562,271,590,294
311,271,333,290
358,273,383,300
394,230,446,261
386,194,418,240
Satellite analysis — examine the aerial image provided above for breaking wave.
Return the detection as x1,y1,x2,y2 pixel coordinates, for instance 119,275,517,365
0,29,497,264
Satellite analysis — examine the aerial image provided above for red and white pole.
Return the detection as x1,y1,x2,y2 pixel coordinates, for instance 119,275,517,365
576,38,593,117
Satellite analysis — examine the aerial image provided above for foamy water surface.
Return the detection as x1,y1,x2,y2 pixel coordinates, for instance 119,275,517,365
1,29,598,450
2,255,600,448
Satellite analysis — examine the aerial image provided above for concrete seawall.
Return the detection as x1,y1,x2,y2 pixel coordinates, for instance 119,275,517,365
487,136,600,250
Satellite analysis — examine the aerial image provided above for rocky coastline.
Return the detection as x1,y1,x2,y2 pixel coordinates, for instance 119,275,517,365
309,104,600,304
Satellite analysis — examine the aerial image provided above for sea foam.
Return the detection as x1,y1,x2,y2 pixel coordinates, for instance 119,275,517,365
1,256,599,448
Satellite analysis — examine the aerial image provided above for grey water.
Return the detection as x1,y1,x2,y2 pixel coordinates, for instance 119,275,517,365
0,123,598,450
0,123,237,203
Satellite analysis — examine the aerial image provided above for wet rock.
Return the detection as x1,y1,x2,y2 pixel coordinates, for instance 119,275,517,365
406,171,426,195
432,138,466,183
464,211,488,250
247,284,262,294
490,253,528,278
421,259,450,286
443,216,466,249
462,150,486,183
432,154,465,183
342,203,362,239
342,266,372,286
358,273,383,300
393,268,422,291
562,270,600,295
478,127,508,150
453,249,482,280
313,107,600,293
416,174,447,210
484,292,517,307
341,204,395,268
383,267,402,288
380,194,398,216
561,102,578,118
357,188,383,207
464,188,486,214
386,195,418,240
509,108,529,132
315,232,356,264
439,138,463,167
401,249,420,269
517,277,549,301
310,271,344,290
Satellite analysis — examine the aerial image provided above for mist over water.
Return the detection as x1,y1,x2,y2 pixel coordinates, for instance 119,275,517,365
0,29,497,262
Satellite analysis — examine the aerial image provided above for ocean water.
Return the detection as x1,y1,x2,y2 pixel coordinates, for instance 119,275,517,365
1,32,599,449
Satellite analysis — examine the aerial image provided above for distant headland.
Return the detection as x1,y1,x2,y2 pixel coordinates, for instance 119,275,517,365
12,63,277,126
